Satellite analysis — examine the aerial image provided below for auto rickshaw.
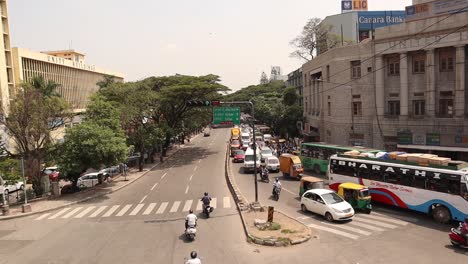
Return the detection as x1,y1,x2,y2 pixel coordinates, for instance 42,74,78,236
337,182,372,214
299,176,325,197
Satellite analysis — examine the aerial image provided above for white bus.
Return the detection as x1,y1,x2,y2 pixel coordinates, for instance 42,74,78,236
328,154,468,223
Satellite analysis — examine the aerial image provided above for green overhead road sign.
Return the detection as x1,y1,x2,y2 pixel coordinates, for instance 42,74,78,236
213,107,240,125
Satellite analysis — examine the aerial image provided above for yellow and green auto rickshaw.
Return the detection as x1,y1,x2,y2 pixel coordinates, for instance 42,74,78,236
299,176,325,197
337,182,372,214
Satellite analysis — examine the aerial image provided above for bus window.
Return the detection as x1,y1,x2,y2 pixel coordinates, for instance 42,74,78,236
461,184,468,201
400,175,413,187
448,179,460,195
384,173,399,184
412,176,426,189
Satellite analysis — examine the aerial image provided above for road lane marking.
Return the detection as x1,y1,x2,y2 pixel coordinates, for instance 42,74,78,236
352,217,397,229
102,205,120,217
170,201,181,213
281,187,296,196
161,173,167,179
185,186,189,194
143,203,157,215
296,216,309,220
74,206,96,218
48,208,71,219
182,200,193,212
372,211,418,223
130,204,145,216
196,200,203,211
156,202,168,214
307,223,359,240
62,207,83,219
189,174,194,181
193,166,198,172
211,198,217,208
139,195,147,204
320,222,372,236
150,182,158,191
116,204,132,217
35,213,51,220
347,221,385,231
358,213,409,226
223,197,231,208
89,206,108,218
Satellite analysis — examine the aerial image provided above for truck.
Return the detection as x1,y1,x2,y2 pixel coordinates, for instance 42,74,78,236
231,128,240,138
279,154,304,179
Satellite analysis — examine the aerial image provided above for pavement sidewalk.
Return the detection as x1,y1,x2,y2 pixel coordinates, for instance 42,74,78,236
0,133,200,220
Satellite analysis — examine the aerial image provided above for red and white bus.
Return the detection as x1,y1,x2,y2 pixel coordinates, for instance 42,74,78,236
328,154,468,223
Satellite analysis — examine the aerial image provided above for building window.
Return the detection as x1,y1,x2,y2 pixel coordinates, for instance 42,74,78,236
439,99,453,116
413,53,425,73
412,100,425,116
351,61,361,79
387,56,400,76
353,102,362,116
388,101,400,116
439,49,455,72
328,102,331,116
326,65,330,82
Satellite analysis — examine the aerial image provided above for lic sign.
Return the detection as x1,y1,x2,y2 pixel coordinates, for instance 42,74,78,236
342,0,368,13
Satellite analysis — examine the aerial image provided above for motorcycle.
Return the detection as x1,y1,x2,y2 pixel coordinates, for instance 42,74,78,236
449,223,468,249
260,170,270,183
272,186,281,201
203,204,213,218
185,225,197,241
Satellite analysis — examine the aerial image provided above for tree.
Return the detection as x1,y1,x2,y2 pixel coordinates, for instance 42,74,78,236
283,86,299,106
0,76,70,196
97,75,116,90
290,18,347,61
260,72,269,85
57,122,128,186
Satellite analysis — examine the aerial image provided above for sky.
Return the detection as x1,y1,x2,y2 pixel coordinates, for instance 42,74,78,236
8,0,412,92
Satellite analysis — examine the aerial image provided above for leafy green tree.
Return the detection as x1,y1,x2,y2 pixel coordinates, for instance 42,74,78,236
97,75,116,90
283,86,299,106
0,76,70,196
0,158,21,182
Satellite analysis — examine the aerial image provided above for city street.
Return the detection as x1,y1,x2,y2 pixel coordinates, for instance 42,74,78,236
0,128,467,264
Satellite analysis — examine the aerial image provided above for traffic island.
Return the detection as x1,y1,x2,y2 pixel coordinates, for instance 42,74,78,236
240,207,312,247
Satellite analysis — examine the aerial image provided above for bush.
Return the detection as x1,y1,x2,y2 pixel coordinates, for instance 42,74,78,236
281,229,298,234
267,222,281,231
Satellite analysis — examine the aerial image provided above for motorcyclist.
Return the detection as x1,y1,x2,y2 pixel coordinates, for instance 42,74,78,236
185,209,197,230
185,251,202,264
272,178,281,195
201,192,212,213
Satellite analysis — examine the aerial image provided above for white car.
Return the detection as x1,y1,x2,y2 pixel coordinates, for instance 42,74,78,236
260,146,273,162
300,189,354,222
263,134,272,142
3,180,25,195
265,156,280,172
77,173,102,188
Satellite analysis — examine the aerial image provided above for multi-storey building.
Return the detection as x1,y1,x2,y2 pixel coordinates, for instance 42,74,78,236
302,0,468,160
286,68,303,106
0,0,14,115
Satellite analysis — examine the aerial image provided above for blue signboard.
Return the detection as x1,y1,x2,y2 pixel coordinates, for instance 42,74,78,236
357,11,406,30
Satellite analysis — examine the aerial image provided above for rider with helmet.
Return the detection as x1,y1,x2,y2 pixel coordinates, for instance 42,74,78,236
201,192,212,213
185,251,201,264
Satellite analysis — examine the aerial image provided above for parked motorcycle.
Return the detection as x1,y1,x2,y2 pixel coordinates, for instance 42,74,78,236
203,204,213,218
185,226,197,241
449,223,468,249
272,186,281,201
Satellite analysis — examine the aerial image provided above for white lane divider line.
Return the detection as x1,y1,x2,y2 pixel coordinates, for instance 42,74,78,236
320,222,372,236
196,200,203,211
185,186,189,194
74,206,96,218
116,204,132,217
102,205,120,218
130,204,145,216
189,174,194,181
89,206,108,218
307,223,359,240
371,211,418,223
211,198,217,208
139,195,148,204
143,203,157,215
193,166,198,172
347,221,385,232
170,201,181,213
182,200,193,212
281,187,296,196
156,202,168,214
358,213,409,226
62,207,83,219
48,208,71,220
35,213,51,220
161,173,167,179
150,182,158,191
223,197,231,208
296,216,309,220
353,217,398,229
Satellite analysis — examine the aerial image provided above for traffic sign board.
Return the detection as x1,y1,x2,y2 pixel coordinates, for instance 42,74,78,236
213,107,240,125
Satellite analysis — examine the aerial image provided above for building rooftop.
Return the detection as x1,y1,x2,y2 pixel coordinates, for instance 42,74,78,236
42,49,85,56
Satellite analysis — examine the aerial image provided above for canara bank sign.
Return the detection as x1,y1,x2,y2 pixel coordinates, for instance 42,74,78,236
358,15,404,24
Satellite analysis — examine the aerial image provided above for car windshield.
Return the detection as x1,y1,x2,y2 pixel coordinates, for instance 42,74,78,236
245,155,260,162
235,150,244,155
268,159,278,164
321,192,344,204
231,140,239,145
262,149,272,155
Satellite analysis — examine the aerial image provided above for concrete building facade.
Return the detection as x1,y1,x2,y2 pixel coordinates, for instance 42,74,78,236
302,6,468,160
0,0,14,115
12,48,124,112
286,68,303,106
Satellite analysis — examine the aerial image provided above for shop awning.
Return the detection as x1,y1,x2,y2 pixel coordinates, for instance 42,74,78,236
397,144,468,152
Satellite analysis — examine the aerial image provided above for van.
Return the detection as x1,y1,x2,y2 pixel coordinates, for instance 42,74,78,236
243,147,261,173
241,133,250,144
263,134,272,143
279,154,304,179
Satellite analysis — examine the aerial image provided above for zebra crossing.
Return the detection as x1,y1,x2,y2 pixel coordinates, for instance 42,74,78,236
299,211,418,240
34,196,234,221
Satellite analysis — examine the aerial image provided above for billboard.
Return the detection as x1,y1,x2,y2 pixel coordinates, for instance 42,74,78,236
405,0,468,22
357,11,406,30
342,0,368,13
